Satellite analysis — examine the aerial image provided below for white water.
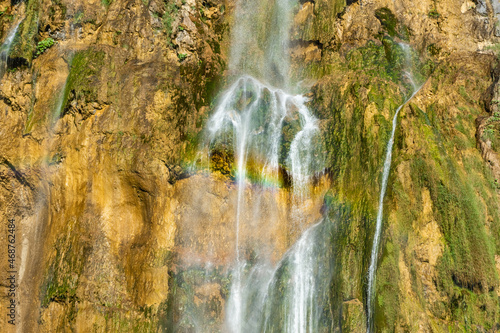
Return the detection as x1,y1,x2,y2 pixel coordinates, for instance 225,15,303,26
50,66,71,130
198,0,327,330
366,43,424,333
283,223,321,333
223,219,334,333
207,75,318,191
0,21,21,78
229,0,296,88
206,74,319,332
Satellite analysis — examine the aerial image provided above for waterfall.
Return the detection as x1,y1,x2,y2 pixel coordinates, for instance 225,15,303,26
223,219,334,333
194,0,328,331
280,222,323,333
206,76,318,193
366,43,424,333
262,219,334,333
206,74,320,333
0,20,21,78
229,0,296,88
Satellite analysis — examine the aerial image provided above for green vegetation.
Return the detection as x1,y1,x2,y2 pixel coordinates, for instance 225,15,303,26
481,111,500,150
162,1,179,45
386,65,499,329
428,9,440,19
177,53,187,61
61,49,106,112
427,43,441,56
40,218,87,309
9,0,40,65
375,7,398,37
308,31,499,330
35,38,55,56
209,145,234,177
73,11,84,24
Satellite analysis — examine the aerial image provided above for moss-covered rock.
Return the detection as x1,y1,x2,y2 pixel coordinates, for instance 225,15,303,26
9,0,39,65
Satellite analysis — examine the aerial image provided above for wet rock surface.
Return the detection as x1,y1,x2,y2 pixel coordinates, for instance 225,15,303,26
0,0,499,332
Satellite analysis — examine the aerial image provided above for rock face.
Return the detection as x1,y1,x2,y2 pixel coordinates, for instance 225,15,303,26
0,0,499,332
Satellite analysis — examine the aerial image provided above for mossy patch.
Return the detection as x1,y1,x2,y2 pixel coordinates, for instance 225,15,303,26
375,7,398,37
9,0,39,65
61,49,106,112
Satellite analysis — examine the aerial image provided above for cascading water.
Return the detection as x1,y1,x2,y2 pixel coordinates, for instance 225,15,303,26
0,20,21,78
205,75,320,332
18,45,73,333
194,0,329,331
366,43,424,333
261,219,334,333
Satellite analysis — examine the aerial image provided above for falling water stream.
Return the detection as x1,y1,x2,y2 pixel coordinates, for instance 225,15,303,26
197,0,330,331
0,20,21,78
366,43,424,333
207,62,321,333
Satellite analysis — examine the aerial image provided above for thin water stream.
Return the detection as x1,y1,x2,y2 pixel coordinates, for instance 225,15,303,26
366,43,424,333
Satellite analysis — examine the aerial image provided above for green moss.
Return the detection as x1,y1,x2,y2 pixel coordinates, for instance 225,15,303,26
40,219,89,309
427,43,441,56
310,40,499,329
344,39,422,86
374,240,400,330
62,49,106,111
161,1,179,45
101,0,113,7
48,0,67,20
293,0,346,44
375,7,398,37
9,0,40,65
209,144,234,177
73,11,84,24
397,67,500,328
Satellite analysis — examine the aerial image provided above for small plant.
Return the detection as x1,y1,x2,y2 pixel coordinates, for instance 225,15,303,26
36,38,55,56
178,53,187,61
428,9,440,18
178,26,185,31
